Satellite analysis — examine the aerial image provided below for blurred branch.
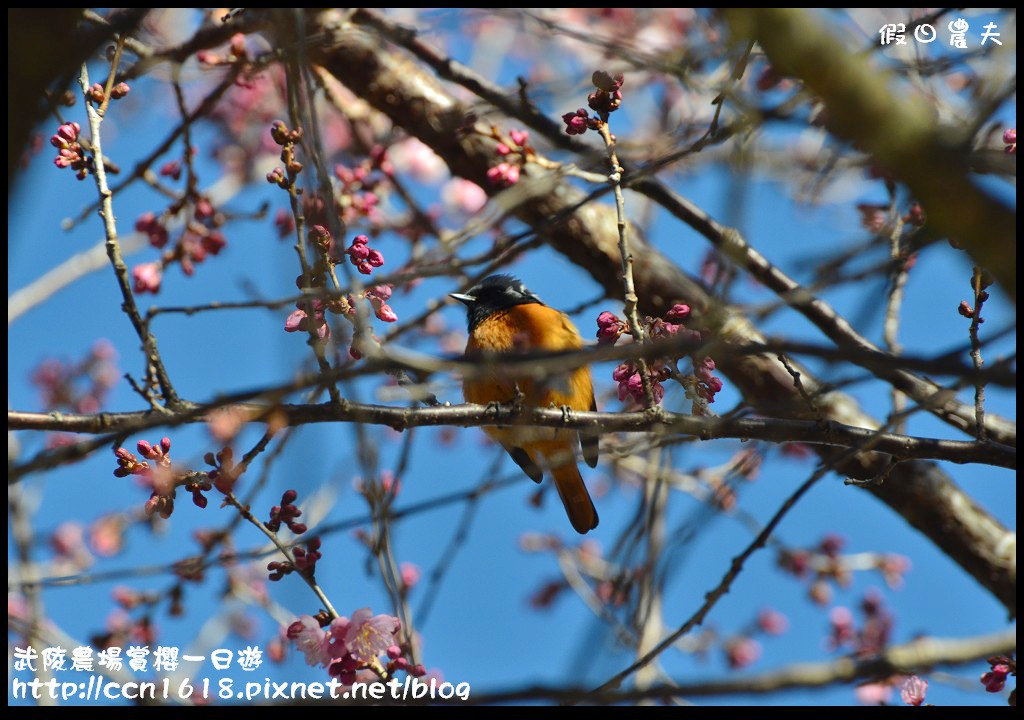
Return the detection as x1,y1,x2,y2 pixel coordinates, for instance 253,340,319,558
725,8,1016,300
461,628,1016,704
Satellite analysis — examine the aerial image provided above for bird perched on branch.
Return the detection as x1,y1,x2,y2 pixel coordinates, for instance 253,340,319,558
451,275,599,533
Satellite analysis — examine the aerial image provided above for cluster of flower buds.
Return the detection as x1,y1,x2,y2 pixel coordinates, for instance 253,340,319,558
30,340,118,414
135,212,170,248
980,655,1015,695
266,120,305,189
85,81,130,105
587,70,624,115
692,356,723,403
268,489,308,535
776,534,911,606
824,589,894,657
270,120,303,147
496,128,530,157
364,284,397,323
203,447,238,494
958,271,992,319
128,200,225,294
269,537,322,580
283,254,395,343
197,33,249,66
599,303,721,409
114,438,179,519
561,70,625,136
183,473,212,509
596,311,627,344
113,437,171,479
50,122,89,179
612,361,670,405
484,126,534,189
561,108,601,136
486,162,520,188
345,234,385,275
334,147,388,226
285,298,331,341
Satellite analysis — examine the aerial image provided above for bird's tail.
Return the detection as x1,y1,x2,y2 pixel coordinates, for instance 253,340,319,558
549,456,599,534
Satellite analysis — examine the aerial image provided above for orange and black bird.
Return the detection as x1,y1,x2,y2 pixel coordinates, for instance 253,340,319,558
451,275,599,534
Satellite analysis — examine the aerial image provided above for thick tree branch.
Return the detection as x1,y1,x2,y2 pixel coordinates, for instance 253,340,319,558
8,404,1015,469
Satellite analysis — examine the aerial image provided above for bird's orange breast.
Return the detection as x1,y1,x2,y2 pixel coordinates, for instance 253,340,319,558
463,303,593,411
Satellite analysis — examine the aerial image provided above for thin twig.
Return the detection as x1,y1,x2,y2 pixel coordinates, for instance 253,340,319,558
968,267,988,442
597,120,656,408
78,63,180,409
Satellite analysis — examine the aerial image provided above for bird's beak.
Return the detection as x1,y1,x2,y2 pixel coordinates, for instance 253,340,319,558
449,293,476,305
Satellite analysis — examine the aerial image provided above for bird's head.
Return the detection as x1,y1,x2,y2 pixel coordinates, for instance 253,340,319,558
450,274,544,331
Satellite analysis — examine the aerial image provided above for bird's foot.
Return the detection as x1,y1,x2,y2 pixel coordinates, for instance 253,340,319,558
558,404,573,424
485,400,503,420
510,386,526,415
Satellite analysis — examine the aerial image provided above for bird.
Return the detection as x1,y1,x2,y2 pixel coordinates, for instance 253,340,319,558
450,274,599,533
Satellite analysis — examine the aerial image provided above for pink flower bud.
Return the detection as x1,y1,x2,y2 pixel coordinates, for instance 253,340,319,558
159,161,181,180
666,303,691,321
509,129,529,147
284,309,307,332
370,284,392,301
375,303,398,323
201,232,227,255
562,109,591,135
131,263,162,294
367,249,384,267
611,363,635,382
194,198,214,219
57,122,80,142
900,676,928,706
981,664,1010,692
270,121,290,146
347,243,370,261
135,212,156,232
400,562,421,588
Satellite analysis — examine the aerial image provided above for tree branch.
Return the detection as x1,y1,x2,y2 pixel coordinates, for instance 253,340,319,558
8,404,1016,470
